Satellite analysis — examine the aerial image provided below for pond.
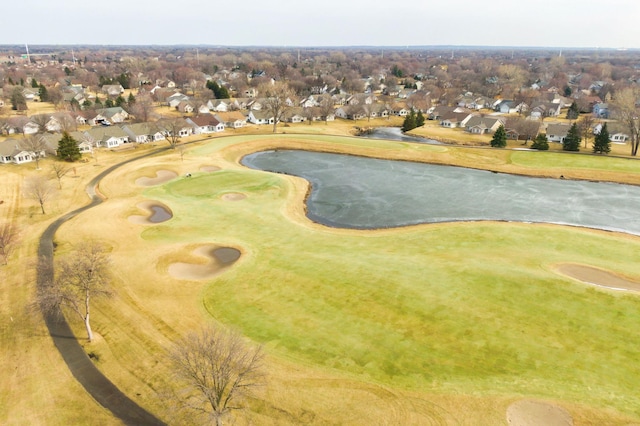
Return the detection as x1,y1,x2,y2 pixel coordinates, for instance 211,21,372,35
358,126,443,144
241,149,640,235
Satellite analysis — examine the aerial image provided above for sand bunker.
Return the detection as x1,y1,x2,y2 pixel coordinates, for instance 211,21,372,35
221,192,246,201
200,165,221,172
135,170,178,186
557,263,640,293
128,201,173,225
506,399,573,426
168,245,241,280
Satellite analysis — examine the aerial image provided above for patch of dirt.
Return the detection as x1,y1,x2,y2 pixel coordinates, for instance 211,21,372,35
556,263,640,293
200,165,221,172
134,170,178,186
168,245,241,280
506,399,573,426
221,192,246,201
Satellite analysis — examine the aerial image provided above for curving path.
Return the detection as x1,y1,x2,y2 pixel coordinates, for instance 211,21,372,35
36,148,172,426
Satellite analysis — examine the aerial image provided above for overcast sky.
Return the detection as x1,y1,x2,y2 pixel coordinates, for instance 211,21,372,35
3,0,640,48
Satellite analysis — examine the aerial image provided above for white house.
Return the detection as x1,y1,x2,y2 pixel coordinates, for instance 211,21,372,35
248,110,274,125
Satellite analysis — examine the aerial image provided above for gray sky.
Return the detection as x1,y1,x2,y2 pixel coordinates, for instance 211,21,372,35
4,0,640,48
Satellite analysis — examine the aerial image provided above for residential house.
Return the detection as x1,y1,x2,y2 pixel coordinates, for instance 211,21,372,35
207,99,230,112
85,126,130,148
593,123,629,143
366,103,389,119
593,103,609,119
529,102,563,119
102,84,125,97
158,119,193,138
22,88,39,101
335,105,366,121
40,132,93,154
282,108,306,123
465,116,505,134
96,107,129,124
247,110,275,125
428,106,467,120
121,122,166,143
440,112,474,128
22,120,40,135
545,123,571,143
167,93,189,108
177,101,194,114
346,93,376,106
215,111,247,128
0,138,45,164
186,114,225,134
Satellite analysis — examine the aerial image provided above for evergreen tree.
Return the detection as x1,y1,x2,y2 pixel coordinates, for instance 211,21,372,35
593,123,611,154
115,95,126,107
206,80,230,99
31,78,39,88
38,84,49,102
116,73,130,89
128,92,136,105
57,132,82,162
566,102,579,119
416,110,425,127
94,97,103,107
490,125,507,148
402,109,417,132
530,133,549,150
81,99,92,109
105,98,114,108
562,123,581,151
10,86,27,111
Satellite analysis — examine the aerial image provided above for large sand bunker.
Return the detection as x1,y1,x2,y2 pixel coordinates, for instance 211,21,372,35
128,201,173,225
557,263,640,293
168,245,241,280
135,170,178,186
506,399,573,426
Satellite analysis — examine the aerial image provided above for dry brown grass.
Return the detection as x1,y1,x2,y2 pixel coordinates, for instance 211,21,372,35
2,128,640,425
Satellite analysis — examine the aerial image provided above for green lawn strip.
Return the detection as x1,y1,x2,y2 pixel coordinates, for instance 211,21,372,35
510,150,640,176
141,167,640,417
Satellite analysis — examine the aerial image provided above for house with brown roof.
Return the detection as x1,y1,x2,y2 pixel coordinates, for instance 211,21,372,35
186,114,225,134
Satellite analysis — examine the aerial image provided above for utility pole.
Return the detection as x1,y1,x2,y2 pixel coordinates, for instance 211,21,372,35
25,44,31,63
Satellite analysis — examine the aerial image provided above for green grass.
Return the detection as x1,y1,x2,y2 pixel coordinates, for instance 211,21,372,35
142,151,640,418
510,150,640,175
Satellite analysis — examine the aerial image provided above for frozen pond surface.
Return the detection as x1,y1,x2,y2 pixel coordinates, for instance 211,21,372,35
241,150,640,235
359,126,443,144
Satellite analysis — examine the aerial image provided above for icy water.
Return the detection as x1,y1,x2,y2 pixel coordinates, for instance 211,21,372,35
241,149,640,235
358,126,442,144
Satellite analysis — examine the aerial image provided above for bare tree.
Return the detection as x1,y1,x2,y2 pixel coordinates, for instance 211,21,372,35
129,92,155,123
37,242,112,342
0,222,19,265
168,326,264,426
318,96,335,124
30,114,51,134
610,87,640,156
578,114,595,149
260,81,295,133
177,144,187,162
51,162,71,189
159,118,186,149
23,134,48,170
26,176,55,214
